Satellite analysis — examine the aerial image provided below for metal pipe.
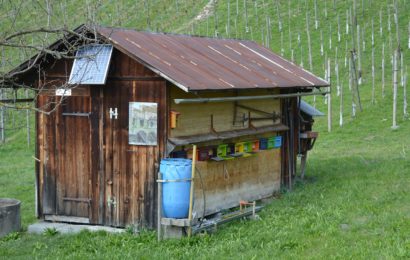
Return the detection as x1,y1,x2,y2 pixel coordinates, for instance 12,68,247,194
174,91,329,104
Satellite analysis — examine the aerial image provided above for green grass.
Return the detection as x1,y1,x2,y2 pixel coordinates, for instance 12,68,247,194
1,117,410,259
1,0,410,258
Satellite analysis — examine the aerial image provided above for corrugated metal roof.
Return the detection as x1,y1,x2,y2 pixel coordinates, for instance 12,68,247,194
96,26,329,92
300,100,324,117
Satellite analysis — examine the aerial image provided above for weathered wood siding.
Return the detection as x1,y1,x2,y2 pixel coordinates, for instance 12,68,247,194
36,49,167,228
193,149,281,218
169,85,283,218
169,86,281,137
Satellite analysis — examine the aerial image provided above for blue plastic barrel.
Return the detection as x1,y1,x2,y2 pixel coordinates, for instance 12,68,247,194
160,158,192,219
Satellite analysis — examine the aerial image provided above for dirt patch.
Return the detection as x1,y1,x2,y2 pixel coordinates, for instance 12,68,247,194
194,0,216,21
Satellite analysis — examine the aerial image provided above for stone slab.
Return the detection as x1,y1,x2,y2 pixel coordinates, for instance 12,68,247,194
28,221,125,234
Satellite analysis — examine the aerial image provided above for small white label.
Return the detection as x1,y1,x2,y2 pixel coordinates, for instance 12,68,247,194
109,108,118,119
56,88,72,96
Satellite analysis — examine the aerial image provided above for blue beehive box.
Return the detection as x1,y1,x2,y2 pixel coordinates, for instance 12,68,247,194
274,136,282,148
259,138,268,150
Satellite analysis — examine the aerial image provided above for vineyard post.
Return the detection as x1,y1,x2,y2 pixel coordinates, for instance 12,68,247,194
306,12,313,73
314,0,318,29
372,44,375,104
404,66,408,118
357,24,362,85
338,14,341,42
392,49,399,129
25,89,30,146
320,29,324,56
327,58,332,132
382,43,385,97
0,89,4,143
329,24,332,50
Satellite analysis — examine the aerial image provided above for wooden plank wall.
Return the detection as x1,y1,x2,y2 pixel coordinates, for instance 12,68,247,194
103,50,167,228
193,149,281,218
169,86,281,137
169,85,284,219
36,49,167,228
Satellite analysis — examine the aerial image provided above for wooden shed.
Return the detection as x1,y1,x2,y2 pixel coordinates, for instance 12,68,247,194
7,25,329,228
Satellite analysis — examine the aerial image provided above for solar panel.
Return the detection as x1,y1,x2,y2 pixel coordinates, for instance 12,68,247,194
68,44,113,85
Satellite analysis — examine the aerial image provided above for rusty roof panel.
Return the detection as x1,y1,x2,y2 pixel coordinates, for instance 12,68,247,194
97,27,329,91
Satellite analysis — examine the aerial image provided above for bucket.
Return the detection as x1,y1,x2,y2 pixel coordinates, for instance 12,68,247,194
160,159,192,219
0,198,21,238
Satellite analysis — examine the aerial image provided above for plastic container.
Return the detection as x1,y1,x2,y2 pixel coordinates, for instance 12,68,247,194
274,136,282,148
160,158,192,219
259,138,268,150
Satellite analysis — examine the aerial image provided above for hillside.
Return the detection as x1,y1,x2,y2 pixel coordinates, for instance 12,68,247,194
1,0,410,258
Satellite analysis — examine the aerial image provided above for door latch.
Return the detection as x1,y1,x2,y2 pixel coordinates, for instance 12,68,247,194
109,108,118,119
107,196,117,208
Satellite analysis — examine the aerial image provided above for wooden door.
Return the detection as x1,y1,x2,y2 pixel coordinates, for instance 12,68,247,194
102,81,167,228
46,96,100,224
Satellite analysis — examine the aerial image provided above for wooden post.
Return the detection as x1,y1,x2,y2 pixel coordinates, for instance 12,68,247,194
187,144,197,237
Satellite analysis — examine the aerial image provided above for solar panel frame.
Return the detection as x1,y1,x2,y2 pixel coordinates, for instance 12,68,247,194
68,44,113,85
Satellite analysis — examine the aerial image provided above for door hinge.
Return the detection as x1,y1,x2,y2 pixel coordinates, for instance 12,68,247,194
109,108,118,119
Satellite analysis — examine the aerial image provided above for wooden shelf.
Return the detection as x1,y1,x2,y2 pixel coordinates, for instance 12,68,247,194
168,124,288,146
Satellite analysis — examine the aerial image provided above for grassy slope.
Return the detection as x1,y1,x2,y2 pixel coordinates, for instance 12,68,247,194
1,0,410,258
